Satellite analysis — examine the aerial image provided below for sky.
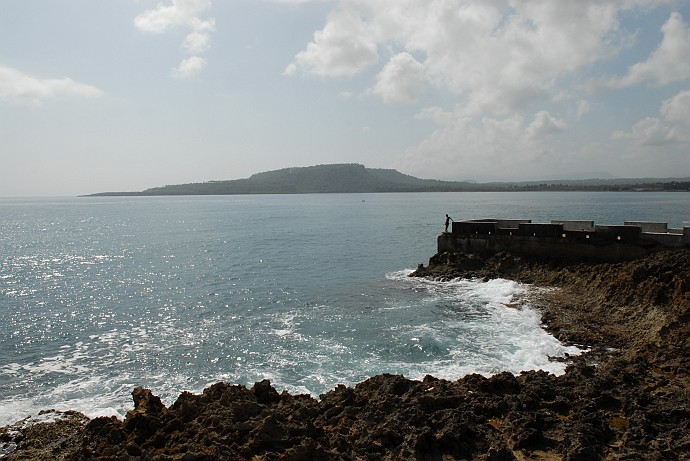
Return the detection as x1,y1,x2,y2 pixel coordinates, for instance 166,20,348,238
1,0,690,196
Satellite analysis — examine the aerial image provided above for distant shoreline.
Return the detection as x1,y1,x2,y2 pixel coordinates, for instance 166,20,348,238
83,163,690,197
85,187,690,197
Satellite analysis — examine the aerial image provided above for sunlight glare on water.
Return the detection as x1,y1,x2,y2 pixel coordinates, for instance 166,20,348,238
1,192,688,424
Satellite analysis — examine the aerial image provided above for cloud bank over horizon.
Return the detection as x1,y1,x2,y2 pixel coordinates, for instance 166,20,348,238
0,0,688,195
0,66,103,106
284,0,690,181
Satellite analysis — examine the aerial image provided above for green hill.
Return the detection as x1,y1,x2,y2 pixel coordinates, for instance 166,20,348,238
88,164,475,196
86,164,690,196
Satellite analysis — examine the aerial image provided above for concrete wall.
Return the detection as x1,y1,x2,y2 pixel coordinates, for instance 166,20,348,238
594,225,641,243
439,218,688,262
438,233,652,262
625,221,668,233
552,220,594,231
519,223,564,238
463,219,531,227
452,221,497,236
496,219,531,228
641,232,685,246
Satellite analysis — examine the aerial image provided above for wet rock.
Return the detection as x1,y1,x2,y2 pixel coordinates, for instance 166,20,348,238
253,379,281,405
130,387,166,415
0,411,89,461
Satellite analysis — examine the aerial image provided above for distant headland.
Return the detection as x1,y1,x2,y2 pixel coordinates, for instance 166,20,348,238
84,163,690,196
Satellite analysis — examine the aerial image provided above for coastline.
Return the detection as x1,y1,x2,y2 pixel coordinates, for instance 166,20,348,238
2,250,689,460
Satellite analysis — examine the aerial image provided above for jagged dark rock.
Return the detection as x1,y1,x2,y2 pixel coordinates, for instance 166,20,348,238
2,249,689,460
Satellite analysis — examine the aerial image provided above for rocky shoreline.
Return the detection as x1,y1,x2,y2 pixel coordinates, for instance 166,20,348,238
2,249,689,460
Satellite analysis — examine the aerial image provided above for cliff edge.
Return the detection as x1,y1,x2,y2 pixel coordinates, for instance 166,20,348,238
2,250,689,460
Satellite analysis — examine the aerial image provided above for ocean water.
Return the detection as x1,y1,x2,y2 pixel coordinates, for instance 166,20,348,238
1,192,689,426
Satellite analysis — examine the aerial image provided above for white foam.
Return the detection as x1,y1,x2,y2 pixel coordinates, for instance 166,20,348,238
0,379,123,427
1,267,583,427
385,273,583,378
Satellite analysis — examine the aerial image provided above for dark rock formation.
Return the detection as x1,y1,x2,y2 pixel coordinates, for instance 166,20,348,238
0,410,89,460
2,250,689,460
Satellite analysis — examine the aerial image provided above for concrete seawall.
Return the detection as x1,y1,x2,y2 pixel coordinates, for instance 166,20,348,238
439,219,690,262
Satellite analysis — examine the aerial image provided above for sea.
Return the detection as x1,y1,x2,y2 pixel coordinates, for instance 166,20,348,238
1,191,689,426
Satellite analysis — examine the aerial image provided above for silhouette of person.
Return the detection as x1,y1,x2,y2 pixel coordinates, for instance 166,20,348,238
445,214,452,232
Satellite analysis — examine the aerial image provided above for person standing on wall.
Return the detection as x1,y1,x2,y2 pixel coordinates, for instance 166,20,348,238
445,214,453,232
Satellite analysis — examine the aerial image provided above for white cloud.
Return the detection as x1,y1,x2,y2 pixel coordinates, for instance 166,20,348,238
660,89,690,122
286,0,629,112
183,30,212,54
603,12,690,88
415,106,455,126
372,52,425,103
402,106,573,180
526,111,567,139
173,56,207,79
612,117,674,145
284,5,379,77
267,0,327,3
427,1,620,112
0,65,102,106
134,0,213,33
576,100,592,120
135,0,215,77
613,89,690,145
282,0,685,180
